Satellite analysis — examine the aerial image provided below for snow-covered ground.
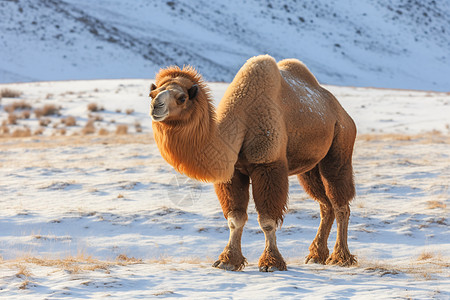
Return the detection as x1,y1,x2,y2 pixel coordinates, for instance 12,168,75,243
0,80,449,299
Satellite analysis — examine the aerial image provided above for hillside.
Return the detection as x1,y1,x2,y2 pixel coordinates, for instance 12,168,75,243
0,0,449,91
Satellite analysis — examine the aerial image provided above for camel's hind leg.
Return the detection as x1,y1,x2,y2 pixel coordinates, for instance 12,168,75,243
319,138,357,266
213,169,250,271
250,161,289,272
298,166,335,264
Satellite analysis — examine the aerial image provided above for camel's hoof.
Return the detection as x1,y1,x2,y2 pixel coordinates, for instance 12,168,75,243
212,260,240,271
259,265,284,272
326,254,357,267
305,257,321,265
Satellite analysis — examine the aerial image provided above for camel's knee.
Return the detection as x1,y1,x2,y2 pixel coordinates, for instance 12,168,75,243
258,215,276,233
227,211,248,229
333,204,350,221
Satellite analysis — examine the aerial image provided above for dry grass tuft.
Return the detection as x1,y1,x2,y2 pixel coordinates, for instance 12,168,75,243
125,108,134,115
115,124,128,135
1,88,22,98
11,128,31,138
88,114,103,122
61,116,77,127
57,128,67,136
135,121,143,133
35,104,60,118
15,264,33,289
417,251,434,261
116,254,142,265
427,200,447,209
87,103,104,112
4,101,32,113
34,128,44,136
1,124,10,136
153,291,175,296
3,253,144,277
39,118,51,127
8,113,18,125
82,120,96,135
16,264,32,278
98,128,109,136
20,110,31,119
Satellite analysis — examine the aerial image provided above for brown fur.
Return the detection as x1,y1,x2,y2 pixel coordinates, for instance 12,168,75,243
150,55,357,271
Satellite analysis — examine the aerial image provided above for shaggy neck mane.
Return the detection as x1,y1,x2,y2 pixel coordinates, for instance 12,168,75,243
152,66,235,182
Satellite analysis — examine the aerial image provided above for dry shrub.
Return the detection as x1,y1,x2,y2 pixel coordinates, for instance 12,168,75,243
4,101,32,113
16,264,33,290
62,116,77,126
34,128,44,136
116,254,142,264
57,128,66,136
20,110,31,119
87,102,103,112
135,121,142,133
8,113,18,125
24,256,107,274
45,93,54,99
115,124,128,135
82,120,96,135
115,109,122,113
418,251,434,261
98,128,109,136
1,124,10,135
126,108,134,115
35,104,60,118
427,201,446,209
16,264,32,278
88,114,103,122
0,88,22,98
11,128,31,138
39,118,51,127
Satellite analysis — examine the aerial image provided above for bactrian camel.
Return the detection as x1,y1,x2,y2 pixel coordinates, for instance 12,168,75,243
149,55,357,272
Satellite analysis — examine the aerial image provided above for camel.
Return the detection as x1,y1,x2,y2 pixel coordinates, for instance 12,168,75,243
149,55,357,272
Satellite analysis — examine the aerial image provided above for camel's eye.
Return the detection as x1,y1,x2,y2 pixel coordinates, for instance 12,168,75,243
178,96,186,104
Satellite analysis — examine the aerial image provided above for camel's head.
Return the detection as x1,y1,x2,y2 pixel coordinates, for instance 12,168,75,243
149,80,198,122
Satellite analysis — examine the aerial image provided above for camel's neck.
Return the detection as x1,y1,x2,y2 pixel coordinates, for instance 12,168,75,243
153,102,240,183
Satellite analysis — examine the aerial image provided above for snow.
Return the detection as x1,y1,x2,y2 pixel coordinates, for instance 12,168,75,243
0,79,449,299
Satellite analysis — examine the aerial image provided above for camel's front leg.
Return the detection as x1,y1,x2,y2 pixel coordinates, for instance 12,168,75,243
213,170,250,271
250,161,289,272
212,211,248,271
258,215,287,272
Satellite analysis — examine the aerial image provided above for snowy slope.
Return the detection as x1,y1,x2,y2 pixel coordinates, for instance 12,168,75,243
0,80,449,298
1,0,449,91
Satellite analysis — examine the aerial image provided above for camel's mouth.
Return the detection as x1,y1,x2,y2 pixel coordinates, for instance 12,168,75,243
150,103,168,121
151,112,168,122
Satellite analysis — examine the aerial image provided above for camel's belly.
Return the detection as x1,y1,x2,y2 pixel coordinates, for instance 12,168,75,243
287,157,321,175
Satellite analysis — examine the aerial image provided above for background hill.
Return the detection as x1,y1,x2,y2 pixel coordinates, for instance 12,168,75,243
1,0,449,91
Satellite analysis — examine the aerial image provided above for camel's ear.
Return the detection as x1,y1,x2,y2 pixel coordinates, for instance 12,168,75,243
150,83,157,91
188,84,198,100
